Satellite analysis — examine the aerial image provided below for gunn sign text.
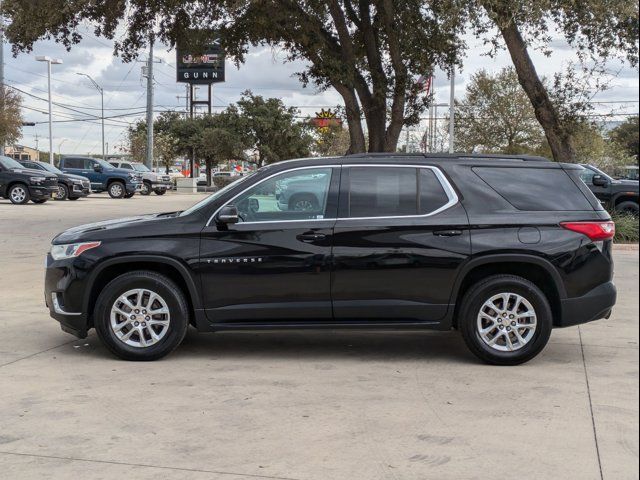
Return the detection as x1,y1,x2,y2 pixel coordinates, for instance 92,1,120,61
176,39,225,85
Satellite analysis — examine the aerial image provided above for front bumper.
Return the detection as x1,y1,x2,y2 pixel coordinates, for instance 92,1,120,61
557,281,617,327
126,182,143,194
150,182,170,191
70,183,91,198
44,254,89,338
29,185,56,200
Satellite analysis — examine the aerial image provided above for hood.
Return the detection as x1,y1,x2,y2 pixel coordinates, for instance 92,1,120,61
8,167,49,177
52,213,173,244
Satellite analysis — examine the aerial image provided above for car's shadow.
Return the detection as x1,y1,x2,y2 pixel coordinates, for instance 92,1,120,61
75,328,476,364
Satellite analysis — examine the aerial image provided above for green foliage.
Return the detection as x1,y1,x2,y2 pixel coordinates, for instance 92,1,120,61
313,124,351,157
609,116,639,160
0,86,23,147
455,67,545,154
613,214,639,244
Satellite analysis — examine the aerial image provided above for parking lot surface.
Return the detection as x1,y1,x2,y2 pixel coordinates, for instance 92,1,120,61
0,193,638,480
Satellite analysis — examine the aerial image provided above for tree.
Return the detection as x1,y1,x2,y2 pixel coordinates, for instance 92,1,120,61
235,92,313,165
609,116,639,161
0,86,23,148
313,124,352,157
468,0,638,162
125,121,147,164
455,68,544,154
3,0,466,153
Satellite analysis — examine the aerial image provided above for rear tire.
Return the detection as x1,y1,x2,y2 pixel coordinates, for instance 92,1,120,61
289,193,318,212
458,275,552,365
8,184,30,205
615,201,639,216
108,181,125,199
94,271,189,361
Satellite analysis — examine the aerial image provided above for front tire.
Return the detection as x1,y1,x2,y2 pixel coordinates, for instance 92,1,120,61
458,275,552,365
140,181,152,196
8,184,30,204
108,181,126,199
56,184,69,201
94,271,189,361
154,189,166,195
32,198,48,204
124,191,135,198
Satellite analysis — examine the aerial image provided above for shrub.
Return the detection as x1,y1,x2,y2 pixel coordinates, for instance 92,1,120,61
613,213,639,243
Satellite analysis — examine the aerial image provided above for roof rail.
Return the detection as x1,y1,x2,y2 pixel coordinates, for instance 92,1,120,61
343,152,551,162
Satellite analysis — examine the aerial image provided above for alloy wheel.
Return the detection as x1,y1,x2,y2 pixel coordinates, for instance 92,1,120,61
293,199,314,211
10,186,27,203
476,292,537,352
110,288,171,348
110,183,123,197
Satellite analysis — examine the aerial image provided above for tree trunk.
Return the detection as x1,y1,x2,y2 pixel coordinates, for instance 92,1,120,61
496,16,577,162
334,83,367,153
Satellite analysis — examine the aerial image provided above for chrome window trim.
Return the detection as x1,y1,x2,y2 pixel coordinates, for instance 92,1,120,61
206,163,459,227
206,165,340,226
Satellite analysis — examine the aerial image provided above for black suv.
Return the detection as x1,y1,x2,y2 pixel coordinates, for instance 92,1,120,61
45,154,617,365
579,164,639,215
0,155,58,204
17,159,91,201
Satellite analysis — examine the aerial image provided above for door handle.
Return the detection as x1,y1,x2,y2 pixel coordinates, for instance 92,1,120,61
434,229,463,237
297,233,326,242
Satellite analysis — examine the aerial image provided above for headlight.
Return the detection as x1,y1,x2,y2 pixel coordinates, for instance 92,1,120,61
30,176,45,185
73,179,84,185
50,241,101,260
128,173,138,180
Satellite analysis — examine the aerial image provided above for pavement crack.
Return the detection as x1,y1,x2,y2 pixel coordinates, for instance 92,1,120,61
0,451,302,480
579,326,604,480
0,340,77,368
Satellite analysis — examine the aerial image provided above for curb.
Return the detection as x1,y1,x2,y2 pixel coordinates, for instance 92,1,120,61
613,243,639,251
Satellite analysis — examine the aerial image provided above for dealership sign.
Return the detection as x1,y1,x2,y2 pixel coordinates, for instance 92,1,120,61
176,37,225,84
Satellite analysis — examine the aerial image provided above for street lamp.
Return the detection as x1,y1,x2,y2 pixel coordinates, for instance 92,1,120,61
76,72,105,161
35,56,63,163
58,138,67,158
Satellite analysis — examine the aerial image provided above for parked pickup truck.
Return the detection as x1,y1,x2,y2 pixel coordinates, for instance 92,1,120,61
579,164,639,215
59,156,142,199
109,160,172,196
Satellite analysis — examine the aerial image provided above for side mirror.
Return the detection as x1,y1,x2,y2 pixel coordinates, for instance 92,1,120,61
217,205,239,224
93,164,103,173
592,174,608,187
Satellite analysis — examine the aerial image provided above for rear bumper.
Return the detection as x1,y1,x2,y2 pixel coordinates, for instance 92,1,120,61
558,281,617,327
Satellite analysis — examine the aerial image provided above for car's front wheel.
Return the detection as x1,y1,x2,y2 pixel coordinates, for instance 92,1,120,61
107,181,125,199
56,184,69,201
8,184,30,204
458,275,552,365
154,189,166,195
94,271,189,361
140,181,152,196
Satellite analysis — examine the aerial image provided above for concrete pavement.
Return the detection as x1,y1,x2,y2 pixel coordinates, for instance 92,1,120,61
0,193,637,480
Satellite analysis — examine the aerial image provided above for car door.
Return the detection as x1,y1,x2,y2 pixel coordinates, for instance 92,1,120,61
331,163,471,322
199,166,340,322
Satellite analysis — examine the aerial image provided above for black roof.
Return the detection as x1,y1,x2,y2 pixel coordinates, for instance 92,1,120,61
344,152,551,162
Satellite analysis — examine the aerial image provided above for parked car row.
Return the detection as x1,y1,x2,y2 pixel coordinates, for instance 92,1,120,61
0,155,177,204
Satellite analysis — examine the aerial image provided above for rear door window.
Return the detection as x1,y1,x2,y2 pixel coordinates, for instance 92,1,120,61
473,167,594,211
64,158,84,169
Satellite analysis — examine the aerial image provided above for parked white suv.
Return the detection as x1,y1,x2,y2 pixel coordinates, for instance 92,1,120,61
109,161,172,195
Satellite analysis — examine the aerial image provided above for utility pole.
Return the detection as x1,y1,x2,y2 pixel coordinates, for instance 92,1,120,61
449,69,455,154
145,36,155,170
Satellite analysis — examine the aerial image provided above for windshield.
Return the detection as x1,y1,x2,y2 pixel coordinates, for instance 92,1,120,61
179,171,258,217
0,156,24,170
39,162,63,174
132,163,150,172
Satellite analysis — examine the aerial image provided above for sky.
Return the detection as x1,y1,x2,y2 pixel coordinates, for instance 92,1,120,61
2,23,638,156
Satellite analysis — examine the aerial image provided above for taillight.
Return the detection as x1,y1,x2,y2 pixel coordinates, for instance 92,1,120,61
560,221,615,241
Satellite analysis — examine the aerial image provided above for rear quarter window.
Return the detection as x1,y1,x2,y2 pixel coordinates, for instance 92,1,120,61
473,167,594,211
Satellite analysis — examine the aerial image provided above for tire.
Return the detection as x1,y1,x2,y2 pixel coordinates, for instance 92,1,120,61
56,183,69,201
289,193,318,212
108,181,126,199
32,199,48,204
154,189,166,195
8,183,30,205
68,196,80,201
124,191,135,198
140,181,152,196
94,271,190,361
458,275,552,366
615,201,639,216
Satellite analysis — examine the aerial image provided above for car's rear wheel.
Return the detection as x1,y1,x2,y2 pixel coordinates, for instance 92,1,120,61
56,184,69,201
458,275,552,365
108,181,125,199
94,271,189,361
8,184,30,204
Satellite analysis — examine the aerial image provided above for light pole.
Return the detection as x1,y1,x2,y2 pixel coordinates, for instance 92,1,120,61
58,138,67,158
76,72,105,161
35,56,63,163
